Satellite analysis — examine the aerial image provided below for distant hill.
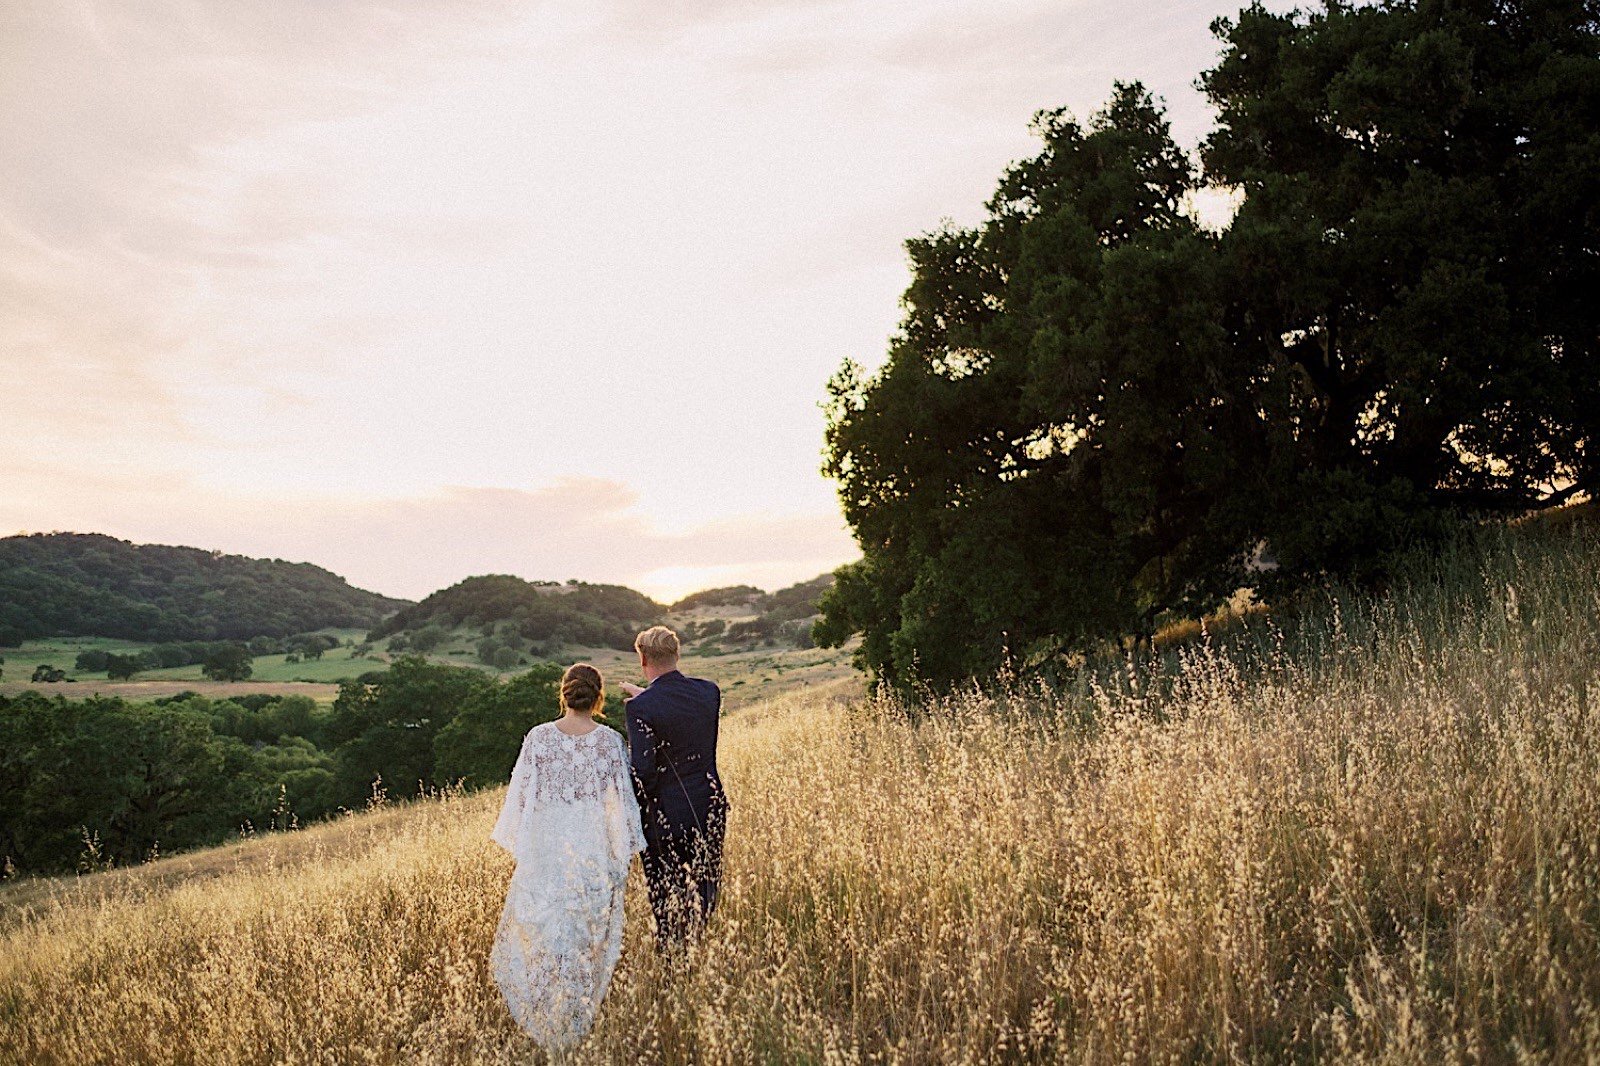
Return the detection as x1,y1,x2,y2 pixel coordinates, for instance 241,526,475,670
369,575,664,653
671,575,835,619
371,571,840,659
759,573,835,622
0,533,409,645
670,585,767,612
673,573,837,650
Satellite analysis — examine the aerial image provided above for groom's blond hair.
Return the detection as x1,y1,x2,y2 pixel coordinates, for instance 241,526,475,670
634,625,680,666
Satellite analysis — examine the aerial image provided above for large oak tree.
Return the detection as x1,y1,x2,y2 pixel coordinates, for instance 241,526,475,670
818,1,1598,689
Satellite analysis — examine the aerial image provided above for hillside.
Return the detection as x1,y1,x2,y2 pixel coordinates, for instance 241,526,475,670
0,568,845,699
669,574,833,651
671,574,834,623
0,533,408,644
3,522,1596,1062
369,575,664,654
372,572,838,660
668,584,765,612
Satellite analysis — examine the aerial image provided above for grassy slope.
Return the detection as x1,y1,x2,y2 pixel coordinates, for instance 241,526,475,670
2,522,1598,1063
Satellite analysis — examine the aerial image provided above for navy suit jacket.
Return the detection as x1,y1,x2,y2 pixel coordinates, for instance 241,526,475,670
625,670,726,840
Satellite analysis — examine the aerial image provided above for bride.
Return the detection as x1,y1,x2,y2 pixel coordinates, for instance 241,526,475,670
490,663,645,1050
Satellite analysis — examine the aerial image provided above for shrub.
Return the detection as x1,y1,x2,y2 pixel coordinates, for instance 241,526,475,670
201,645,253,682
74,649,110,672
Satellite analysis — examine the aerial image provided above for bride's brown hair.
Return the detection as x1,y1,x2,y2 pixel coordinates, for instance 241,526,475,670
560,663,606,718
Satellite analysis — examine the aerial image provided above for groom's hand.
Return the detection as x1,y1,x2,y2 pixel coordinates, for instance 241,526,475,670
620,682,645,700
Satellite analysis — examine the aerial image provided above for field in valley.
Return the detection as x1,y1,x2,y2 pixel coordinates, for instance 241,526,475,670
0,631,374,702
2,523,1598,1063
1,623,853,708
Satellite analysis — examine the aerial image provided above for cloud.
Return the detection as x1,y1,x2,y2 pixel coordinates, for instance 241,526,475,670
1,0,1288,600
0,0,515,469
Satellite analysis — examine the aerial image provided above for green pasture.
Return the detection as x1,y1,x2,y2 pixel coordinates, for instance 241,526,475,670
0,624,853,707
1,629,378,686
0,637,152,685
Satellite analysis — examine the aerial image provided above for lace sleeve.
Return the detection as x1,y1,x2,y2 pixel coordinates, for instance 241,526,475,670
491,731,536,854
602,731,646,866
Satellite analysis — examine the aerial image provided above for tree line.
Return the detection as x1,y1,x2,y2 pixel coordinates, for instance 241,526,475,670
0,657,599,876
0,533,408,646
15,633,352,686
816,0,1599,688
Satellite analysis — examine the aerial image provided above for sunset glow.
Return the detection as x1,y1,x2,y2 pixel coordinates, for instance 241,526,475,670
2,0,1262,599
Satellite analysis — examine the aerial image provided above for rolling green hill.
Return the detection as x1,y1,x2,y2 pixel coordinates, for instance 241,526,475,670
0,533,409,645
670,574,834,621
372,572,841,662
0,527,843,664
669,585,766,612
368,575,666,654
673,574,837,650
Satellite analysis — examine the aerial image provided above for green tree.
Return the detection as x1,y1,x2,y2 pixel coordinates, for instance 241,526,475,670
201,645,253,682
204,693,323,747
819,4,1600,690
75,649,109,672
0,695,126,870
0,693,263,873
1200,0,1599,579
98,704,260,862
144,645,189,668
326,656,492,806
264,695,321,744
104,653,141,681
433,663,564,788
407,624,449,654
819,84,1243,686
249,737,337,824
286,633,338,660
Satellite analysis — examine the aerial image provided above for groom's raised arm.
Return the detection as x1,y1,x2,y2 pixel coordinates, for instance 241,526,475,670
626,703,660,806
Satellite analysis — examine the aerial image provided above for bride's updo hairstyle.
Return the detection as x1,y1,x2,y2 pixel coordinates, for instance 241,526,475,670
560,663,606,718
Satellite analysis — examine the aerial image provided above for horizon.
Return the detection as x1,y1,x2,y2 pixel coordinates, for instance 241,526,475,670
0,526,823,606
2,0,1284,603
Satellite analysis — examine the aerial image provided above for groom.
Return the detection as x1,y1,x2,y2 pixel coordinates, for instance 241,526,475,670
620,625,728,949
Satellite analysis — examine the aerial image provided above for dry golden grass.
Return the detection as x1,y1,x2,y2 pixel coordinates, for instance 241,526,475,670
2,527,1598,1063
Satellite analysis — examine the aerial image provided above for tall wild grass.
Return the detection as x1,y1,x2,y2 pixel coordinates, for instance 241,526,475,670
1,520,1597,1063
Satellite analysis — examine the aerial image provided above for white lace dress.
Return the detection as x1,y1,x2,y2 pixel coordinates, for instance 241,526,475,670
490,722,646,1049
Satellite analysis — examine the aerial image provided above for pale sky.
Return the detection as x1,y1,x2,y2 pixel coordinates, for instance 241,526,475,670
2,0,1265,602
